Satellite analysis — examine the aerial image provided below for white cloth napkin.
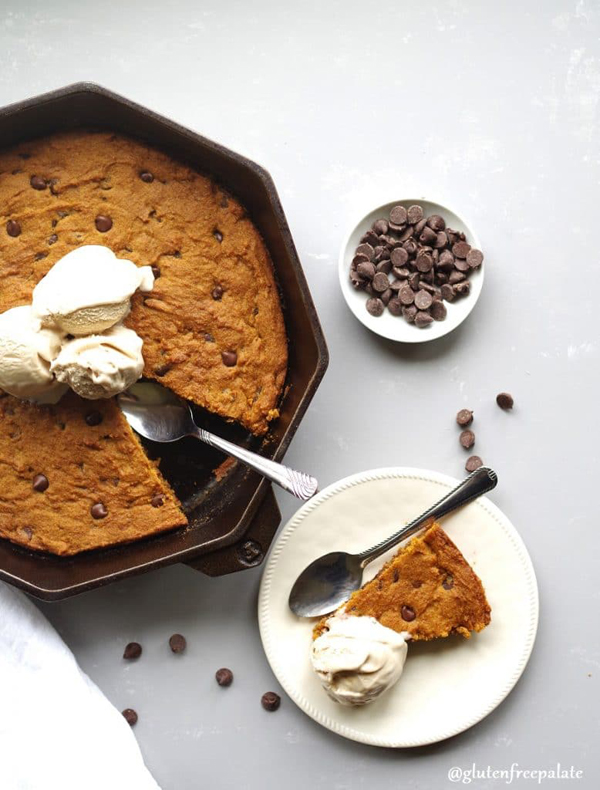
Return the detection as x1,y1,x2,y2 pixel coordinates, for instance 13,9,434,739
0,582,160,790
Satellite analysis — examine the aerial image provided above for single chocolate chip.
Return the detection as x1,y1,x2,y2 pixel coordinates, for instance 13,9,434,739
496,392,514,410
427,214,446,232
452,241,471,259
221,350,237,367
416,253,433,273
34,251,48,261
389,205,408,225
211,285,224,300
401,605,416,622
387,297,402,316
437,250,455,270
434,231,448,249
261,692,281,711
467,249,484,268
408,272,420,290
414,311,433,328
85,410,103,426
415,217,427,235
456,409,473,426
403,239,418,257
454,281,471,297
216,668,234,687
91,502,108,519
154,363,172,377
204,333,215,343
213,229,223,242
465,455,483,472
414,290,433,311
459,429,476,449
373,219,388,234
442,574,454,590
388,221,405,233
399,285,415,306
169,633,187,653
151,265,161,279
454,257,470,272
366,297,384,316
399,225,414,242
30,175,47,190
407,205,424,224
430,300,447,321
356,243,374,260
356,261,376,279
390,247,408,267
376,259,392,275
151,495,164,508
123,642,142,660
419,226,437,247
6,219,21,237
122,709,138,726
349,272,366,289
380,288,392,306
402,304,417,323
32,473,49,492
95,215,113,232
140,170,154,183
47,234,58,245
448,270,466,285
352,253,369,266
372,272,390,293
392,266,410,280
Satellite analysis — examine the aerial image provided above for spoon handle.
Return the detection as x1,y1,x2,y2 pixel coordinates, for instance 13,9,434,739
191,426,319,501
356,467,498,567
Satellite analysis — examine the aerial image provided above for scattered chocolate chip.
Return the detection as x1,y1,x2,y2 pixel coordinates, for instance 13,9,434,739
213,229,223,243
389,205,407,225
366,297,385,316
401,605,416,622
85,410,103,426
496,392,514,410
216,668,233,687
467,249,484,268
261,692,281,711
151,495,164,508
407,205,424,224
414,311,433,328
30,175,47,190
91,502,108,519
221,350,237,367
6,219,21,237
211,285,224,300
372,272,390,293
169,633,187,653
32,473,49,492
122,709,138,726
465,455,483,472
456,409,473,427
123,642,142,660
442,574,454,590
414,290,433,311
95,215,113,232
459,430,476,449
140,170,154,183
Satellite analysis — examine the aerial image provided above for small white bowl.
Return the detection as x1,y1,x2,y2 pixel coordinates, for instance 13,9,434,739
338,198,484,343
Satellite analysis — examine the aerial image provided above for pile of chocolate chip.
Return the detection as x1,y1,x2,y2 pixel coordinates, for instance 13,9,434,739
349,204,484,328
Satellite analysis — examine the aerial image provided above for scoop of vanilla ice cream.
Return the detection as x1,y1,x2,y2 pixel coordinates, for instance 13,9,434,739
0,305,68,404
51,324,144,399
311,613,409,706
32,245,154,335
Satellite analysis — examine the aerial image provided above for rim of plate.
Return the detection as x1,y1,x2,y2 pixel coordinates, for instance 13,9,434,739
258,467,539,748
338,198,485,343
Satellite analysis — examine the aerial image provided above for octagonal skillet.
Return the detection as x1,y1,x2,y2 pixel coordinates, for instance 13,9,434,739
0,83,328,600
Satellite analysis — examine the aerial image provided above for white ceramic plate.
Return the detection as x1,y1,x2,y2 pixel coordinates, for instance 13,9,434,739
338,199,484,343
258,468,538,747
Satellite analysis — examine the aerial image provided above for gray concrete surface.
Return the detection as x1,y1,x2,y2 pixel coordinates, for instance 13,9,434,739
0,0,598,787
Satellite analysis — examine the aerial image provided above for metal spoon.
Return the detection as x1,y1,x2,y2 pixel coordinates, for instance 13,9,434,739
288,466,497,617
117,382,319,501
